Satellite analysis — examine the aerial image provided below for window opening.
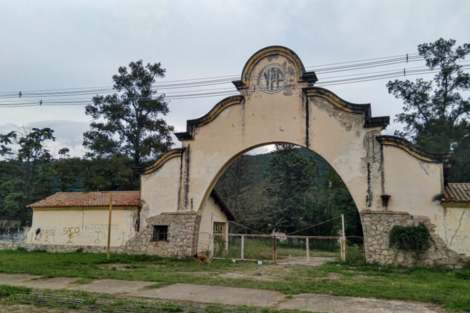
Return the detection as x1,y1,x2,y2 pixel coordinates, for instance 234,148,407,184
152,226,168,241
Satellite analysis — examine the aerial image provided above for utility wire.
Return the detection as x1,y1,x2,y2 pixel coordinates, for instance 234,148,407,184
2,58,468,108
287,215,343,235
0,53,421,98
3,65,468,108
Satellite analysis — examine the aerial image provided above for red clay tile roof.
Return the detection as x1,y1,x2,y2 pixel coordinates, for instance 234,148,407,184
27,191,141,208
442,183,470,203
211,189,236,221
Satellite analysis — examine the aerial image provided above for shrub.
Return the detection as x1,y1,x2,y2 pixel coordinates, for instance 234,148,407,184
389,222,433,260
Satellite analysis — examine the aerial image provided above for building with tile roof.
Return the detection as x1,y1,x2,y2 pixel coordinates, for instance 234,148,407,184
25,189,234,253
441,183,470,205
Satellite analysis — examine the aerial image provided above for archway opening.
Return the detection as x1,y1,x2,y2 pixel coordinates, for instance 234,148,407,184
199,143,364,263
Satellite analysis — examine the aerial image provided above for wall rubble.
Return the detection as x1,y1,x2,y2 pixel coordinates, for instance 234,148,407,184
361,211,469,269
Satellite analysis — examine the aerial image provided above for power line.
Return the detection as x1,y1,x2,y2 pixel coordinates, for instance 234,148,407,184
0,53,421,99
3,65,468,108
1,57,468,109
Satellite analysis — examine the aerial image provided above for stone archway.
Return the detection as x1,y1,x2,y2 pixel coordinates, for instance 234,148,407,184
138,46,468,268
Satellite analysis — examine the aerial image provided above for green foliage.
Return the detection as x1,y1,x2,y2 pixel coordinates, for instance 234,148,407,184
216,145,362,238
454,270,470,280
267,144,319,234
387,38,470,182
0,285,31,297
389,223,433,254
344,245,365,266
83,60,174,171
0,127,65,224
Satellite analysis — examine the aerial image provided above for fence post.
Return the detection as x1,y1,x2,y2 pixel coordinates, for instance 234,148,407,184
306,237,310,263
241,235,244,260
341,214,346,262
209,214,214,259
273,236,277,263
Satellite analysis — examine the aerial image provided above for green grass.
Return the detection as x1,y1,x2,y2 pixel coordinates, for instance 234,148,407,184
0,285,313,313
71,277,94,284
215,237,339,260
0,249,469,311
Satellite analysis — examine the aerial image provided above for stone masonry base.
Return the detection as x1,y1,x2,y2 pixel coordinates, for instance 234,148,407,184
0,212,202,258
360,211,469,269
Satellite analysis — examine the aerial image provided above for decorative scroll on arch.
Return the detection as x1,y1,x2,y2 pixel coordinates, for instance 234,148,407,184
175,95,244,141
377,136,452,163
303,87,390,129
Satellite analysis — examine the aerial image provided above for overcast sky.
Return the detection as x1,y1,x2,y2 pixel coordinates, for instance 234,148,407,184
1,0,469,157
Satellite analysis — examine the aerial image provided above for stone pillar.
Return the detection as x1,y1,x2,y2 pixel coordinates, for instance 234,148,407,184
122,212,201,257
360,211,468,269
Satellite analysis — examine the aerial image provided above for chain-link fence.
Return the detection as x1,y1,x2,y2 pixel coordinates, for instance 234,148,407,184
208,233,350,263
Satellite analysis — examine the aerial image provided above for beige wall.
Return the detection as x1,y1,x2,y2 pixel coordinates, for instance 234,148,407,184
140,46,468,262
142,51,383,221
197,195,228,253
141,156,181,229
27,207,138,247
441,204,470,256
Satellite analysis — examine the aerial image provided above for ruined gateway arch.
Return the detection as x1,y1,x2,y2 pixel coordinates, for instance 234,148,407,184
134,46,468,267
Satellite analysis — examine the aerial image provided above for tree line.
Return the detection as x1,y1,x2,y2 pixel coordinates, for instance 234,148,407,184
0,38,469,229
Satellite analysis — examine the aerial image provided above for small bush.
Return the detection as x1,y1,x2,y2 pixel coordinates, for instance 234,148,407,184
345,244,365,265
389,222,432,253
76,248,84,253
16,246,27,252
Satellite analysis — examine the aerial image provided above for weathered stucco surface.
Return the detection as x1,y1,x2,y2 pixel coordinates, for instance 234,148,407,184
26,207,138,247
137,46,468,265
198,195,228,253
6,47,466,264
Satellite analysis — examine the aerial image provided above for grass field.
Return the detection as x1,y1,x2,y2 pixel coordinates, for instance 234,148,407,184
0,249,469,311
213,237,340,260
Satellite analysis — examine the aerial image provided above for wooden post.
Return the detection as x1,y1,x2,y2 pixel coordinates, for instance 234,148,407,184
306,237,310,263
209,214,214,259
273,236,277,263
107,191,113,259
341,214,346,262
241,235,245,260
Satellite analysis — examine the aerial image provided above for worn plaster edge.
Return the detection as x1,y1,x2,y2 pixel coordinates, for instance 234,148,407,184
303,87,389,129
440,202,470,207
143,148,185,175
360,210,410,215
377,136,452,164
174,95,244,141
31,206,139,211
234,46,307,90
159,211,198,215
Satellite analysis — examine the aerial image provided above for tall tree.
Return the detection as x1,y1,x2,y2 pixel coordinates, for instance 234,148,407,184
83,60,175,174
0,127,59,224
387,38,470,181
266,144,318,235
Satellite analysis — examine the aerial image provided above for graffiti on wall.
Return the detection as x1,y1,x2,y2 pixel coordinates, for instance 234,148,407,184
63,227,80,244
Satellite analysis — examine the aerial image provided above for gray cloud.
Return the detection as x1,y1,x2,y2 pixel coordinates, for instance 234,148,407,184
1,0,469,156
